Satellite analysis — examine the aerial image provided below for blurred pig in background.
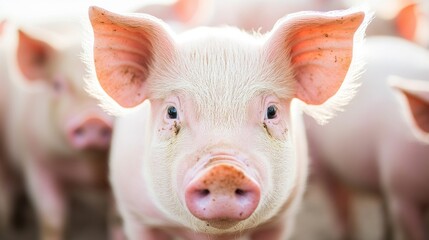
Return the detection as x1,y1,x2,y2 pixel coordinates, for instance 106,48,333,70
136,0,349,32
305,37,429,240
352,0,429,48
137,0,429,48
0,18,115,240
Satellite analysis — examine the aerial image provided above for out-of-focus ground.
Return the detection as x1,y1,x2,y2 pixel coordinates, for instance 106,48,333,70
0,181,386,240
0,192,109,240
291,182,385,240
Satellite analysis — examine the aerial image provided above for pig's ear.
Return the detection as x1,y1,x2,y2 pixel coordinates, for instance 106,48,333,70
390,76,429,143
264,9,370,124
173,0,202,23
395,3,418,41
17,29,54,81
88,6,175,108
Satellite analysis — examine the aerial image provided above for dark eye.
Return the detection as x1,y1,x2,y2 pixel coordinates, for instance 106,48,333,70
167,106,178,119
51,76,65,93
53,80,62,92
266,105,277,119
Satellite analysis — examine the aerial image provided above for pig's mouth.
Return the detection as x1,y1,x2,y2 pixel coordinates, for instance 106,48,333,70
205,219,240,230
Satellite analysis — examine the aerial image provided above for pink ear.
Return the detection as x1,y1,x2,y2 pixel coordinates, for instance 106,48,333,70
17,30,54,81
89,6,175,108
395,3,418,41
265,10,365,105
403,91,429,134
173,0,201,23
394,83,429,134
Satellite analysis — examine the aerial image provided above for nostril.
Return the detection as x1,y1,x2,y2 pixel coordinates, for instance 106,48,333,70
198,189,210,197
73,127,84,137
100,127,112,138
235,189,246,196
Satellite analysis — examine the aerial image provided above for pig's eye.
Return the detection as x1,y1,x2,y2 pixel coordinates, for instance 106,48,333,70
266,105,277,119
167,106,178,119
52,80,62,92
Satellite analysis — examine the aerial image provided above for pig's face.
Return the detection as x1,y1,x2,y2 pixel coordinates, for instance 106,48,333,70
15,29,113,155
143,32,296,232
87,7,368,234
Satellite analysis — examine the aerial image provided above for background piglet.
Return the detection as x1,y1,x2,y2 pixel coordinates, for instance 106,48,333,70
1,22,114,240
136,0,429,49
355,0,429,48
305,37,429,240
390,76,429,144
136,0,348,32
85,6,369,240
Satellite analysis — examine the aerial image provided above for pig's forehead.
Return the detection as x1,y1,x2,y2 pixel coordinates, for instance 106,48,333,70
149,27,295,127
171,27,294,99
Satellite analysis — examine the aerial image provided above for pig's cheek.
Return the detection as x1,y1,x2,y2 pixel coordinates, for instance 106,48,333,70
156,120,181,140
263,120,288,140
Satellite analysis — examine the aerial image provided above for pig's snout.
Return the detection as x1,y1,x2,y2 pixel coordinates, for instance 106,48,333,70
185,164,260,222
67,117,112,151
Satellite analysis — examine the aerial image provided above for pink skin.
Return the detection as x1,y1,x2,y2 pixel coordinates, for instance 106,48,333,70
4,26,114,240
185,163,261,221
88,6,367,240
306,37,429,240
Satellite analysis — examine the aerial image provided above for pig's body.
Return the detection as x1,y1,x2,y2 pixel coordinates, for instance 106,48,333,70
86,7,370,240
1,23,113,240
306,37,429,239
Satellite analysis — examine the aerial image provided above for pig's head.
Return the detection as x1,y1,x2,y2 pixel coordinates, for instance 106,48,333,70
390,76,429,144
86,7,369,234
13,27,113,155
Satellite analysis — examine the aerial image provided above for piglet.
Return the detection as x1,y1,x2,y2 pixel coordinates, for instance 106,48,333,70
306,37,429,240
85,6,370,240
2,23,114,240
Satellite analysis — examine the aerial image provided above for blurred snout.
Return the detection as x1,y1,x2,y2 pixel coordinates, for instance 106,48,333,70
185,164,260,222
66,115,112,151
